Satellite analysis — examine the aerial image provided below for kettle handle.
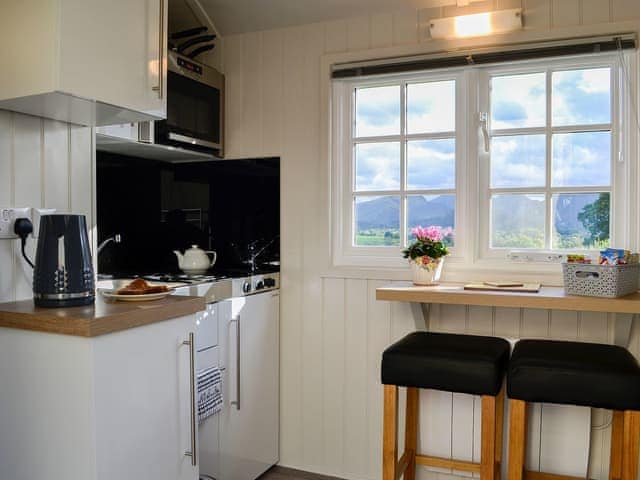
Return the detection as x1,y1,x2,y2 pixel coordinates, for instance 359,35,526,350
206,251,217,267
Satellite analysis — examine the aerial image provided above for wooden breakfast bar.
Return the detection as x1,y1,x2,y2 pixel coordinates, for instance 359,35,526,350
376,283,640,346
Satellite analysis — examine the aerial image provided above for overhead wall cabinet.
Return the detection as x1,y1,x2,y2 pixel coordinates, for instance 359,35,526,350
0,0,167,126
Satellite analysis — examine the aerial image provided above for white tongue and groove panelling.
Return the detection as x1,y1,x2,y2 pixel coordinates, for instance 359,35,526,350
221,2,640,480
317,277,637,480
0,110,94,304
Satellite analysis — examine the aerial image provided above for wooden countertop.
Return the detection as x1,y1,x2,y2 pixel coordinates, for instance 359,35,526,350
0,294,206,337
376,282,640,314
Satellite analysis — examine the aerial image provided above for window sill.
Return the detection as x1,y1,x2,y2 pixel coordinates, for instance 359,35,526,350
325,256,565,286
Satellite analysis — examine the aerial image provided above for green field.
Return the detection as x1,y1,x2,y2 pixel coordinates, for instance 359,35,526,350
356,229,401,246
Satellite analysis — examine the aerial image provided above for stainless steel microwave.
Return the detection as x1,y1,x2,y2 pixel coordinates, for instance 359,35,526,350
140,51,225,157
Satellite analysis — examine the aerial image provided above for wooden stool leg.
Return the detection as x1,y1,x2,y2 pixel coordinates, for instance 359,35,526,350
508,399,527,480
481,395,497,480
610,411,624,480
622,410,640,480
383,384,399,480
404,387,419,480
495,386,505,480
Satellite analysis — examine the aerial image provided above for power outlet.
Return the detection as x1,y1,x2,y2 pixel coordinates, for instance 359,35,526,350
0,208,31,239
507,251,566,263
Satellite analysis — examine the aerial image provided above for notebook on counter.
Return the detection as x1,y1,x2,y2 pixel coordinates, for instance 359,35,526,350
463,282,542,293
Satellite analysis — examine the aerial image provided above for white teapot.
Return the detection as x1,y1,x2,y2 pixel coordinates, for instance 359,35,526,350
173,245,217,275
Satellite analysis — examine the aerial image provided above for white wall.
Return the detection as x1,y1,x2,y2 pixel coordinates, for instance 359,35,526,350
0,111,94,304
221,1,640,479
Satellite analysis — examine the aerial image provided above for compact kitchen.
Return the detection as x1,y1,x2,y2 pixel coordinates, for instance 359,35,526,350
3,2,640,480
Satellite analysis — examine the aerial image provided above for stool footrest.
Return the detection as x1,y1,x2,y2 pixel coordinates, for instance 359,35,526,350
396,451,412,480
525,470,595,480
415,454,482,473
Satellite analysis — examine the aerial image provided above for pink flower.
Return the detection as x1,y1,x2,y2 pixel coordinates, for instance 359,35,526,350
411,225,445,242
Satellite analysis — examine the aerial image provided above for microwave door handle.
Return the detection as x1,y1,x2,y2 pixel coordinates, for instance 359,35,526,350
152,0,165,99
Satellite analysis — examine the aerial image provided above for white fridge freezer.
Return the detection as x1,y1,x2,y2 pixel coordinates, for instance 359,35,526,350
215,290,280,480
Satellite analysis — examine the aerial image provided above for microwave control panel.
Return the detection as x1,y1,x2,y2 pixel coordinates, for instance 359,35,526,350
177,57,203,75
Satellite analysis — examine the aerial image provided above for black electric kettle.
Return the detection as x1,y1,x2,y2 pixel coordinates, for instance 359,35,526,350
33,214,95,307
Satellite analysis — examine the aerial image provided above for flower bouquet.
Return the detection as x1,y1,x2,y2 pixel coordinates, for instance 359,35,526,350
402,226,452,285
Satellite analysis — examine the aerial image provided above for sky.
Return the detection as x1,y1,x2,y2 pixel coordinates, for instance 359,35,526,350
354,67,613,193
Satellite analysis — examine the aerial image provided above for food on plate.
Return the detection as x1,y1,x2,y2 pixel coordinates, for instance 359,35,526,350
116,278,170,295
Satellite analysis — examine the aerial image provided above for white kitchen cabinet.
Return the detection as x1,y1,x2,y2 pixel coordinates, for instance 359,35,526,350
0,314,199,480
0,0,167,126
95,123,140,141
219,293,280,480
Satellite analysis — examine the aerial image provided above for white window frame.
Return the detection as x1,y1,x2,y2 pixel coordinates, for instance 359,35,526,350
332,69,468,268
331,51,637,277
477,54,626,260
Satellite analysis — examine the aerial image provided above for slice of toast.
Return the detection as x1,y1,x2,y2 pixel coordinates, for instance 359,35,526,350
117,278,170,295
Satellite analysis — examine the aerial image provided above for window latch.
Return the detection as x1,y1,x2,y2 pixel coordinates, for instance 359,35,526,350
479,112,490,153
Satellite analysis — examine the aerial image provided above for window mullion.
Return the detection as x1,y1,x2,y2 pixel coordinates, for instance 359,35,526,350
400,81,407,247
545,69,553,250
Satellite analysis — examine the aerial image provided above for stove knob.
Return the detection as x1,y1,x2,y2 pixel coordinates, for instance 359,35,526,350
242,281,251,294
264,278,276,288
255,280,264,290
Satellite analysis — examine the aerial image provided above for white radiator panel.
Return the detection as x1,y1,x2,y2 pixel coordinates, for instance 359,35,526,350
539,404,591,477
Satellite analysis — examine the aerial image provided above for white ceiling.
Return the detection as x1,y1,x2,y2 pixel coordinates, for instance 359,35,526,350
195,0,461,36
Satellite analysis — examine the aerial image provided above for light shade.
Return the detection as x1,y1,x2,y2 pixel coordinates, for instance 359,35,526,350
430,8,522,39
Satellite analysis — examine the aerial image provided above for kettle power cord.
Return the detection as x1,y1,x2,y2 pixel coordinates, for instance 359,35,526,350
14,218,34,268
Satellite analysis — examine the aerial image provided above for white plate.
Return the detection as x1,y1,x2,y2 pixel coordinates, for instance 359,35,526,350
100,289,174,302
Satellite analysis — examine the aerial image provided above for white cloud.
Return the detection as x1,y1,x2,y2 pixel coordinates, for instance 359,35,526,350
355,142,401,191
407,81,456,134
491,72,546,129
407,140,455,189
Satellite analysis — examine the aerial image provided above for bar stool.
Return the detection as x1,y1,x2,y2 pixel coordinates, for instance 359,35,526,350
507,339,640,480
381,331,511,480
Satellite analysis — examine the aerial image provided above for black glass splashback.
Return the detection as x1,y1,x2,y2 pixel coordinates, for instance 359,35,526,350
97,153,280,275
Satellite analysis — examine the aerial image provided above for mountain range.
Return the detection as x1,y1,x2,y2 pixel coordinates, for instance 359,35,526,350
356,194,602,235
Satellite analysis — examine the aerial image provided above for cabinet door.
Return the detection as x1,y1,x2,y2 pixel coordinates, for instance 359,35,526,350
220,293,280,480
58,0,167,117
92,315,198,480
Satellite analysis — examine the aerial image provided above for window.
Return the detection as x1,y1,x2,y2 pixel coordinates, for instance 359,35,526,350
332,51,635,274
481,63,614,253
352,79,457,250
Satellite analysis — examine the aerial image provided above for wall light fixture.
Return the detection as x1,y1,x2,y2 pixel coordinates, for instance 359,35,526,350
430,8,522,39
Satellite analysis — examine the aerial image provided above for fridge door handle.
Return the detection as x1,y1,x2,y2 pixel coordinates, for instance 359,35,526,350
229,316,241,410
182,332,197,466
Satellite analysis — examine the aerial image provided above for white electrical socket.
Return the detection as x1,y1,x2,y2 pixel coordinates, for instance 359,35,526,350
507,251,566,263
0,208,31,239
31,208,56,238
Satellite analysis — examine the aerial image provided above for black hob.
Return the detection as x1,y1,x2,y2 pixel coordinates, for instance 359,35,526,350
142,273,228,284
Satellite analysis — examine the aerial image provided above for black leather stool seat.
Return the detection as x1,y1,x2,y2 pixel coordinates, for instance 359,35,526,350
381,331,510,396
508,339,640,411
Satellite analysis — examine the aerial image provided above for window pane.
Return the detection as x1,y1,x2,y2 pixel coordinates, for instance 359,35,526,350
552,131,611,187
407,80,455,134
491,135,546,188
355,142,400,191
354,196,400,246
491,73,546,129
407,195,455,246
553,68,611,126
355,85,400,137
407,139,455,190
491,194,545,248
552,193,610,249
